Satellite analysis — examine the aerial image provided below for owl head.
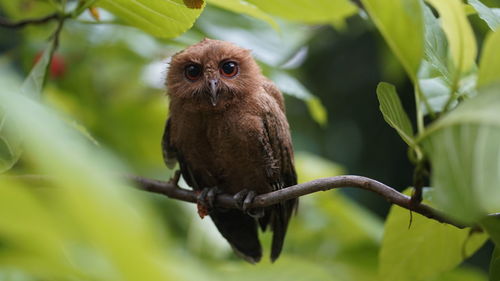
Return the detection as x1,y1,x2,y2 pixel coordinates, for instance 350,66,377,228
166,38,262,111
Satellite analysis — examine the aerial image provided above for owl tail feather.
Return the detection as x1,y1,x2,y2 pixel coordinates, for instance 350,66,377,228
270,199,297,262
209,209,262,263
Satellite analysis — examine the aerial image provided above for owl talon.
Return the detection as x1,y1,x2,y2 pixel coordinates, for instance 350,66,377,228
243,190,256,211
248,208,265,219
233,189,262,218
197,187,220,209
233,189,250,210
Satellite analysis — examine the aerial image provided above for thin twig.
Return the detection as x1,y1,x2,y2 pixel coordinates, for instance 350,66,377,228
127,174,468,229
0,13,59,28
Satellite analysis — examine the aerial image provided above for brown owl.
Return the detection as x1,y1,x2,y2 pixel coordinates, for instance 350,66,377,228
162,38,298,263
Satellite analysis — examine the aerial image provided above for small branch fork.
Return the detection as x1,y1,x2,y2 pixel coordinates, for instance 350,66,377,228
129,174,467,229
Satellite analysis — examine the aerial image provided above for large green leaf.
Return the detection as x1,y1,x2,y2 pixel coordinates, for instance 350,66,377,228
477,30,500,88
468,0,500,31
97,0,204,38
246,0,357,28
376,82,414,147
422,86,500,222
207,0,278,30
379,189,488,281
361,0,424,80
426,0,477,73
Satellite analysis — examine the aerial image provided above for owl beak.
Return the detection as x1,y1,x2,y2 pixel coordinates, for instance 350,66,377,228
209,78,219,106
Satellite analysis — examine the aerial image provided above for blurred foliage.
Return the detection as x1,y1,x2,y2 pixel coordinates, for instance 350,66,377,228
380,188,487,281
1,0,500,280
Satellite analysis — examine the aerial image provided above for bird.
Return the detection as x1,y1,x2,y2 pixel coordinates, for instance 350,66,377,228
162,38,298,263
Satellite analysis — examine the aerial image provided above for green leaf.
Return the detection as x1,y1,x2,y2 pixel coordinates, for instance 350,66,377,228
419,75,450,114
426,0,477,73
422,86,500,222
20,45,52,99
468,0,500,31
420,5,450,83
477,30,500,88
0,40,54,173
97,0,205,38
306,97,327,127
418,6,452,115
0,44,49,172
361,0,424,80
246,0,357,28
380,189,488,281
207,0,278,30
490,247,500,281
480,215,500,246
0,65,23,173
376,82,414,146
269,70,327,126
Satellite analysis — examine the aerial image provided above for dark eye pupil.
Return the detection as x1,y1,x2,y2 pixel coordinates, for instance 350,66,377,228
185,64,201,79
222,62,236,75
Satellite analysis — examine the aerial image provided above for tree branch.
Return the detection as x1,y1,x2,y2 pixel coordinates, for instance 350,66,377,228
10,173,469,228
0,13,60,28
128,174,468,229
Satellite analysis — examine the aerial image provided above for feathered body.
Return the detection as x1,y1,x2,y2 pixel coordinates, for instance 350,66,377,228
162,38,297,262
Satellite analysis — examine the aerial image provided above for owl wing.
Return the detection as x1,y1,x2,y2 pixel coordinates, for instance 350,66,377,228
161,118,201,190
161,118,177,169
258,84,298,262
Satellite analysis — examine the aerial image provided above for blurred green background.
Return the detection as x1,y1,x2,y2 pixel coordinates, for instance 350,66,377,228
1,0,499,280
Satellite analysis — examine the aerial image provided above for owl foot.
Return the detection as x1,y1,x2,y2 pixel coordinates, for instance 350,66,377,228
197,186,221,209
233,189,264,219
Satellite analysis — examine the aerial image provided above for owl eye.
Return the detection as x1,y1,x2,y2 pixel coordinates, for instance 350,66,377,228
220,61,238,77
185,64,202,81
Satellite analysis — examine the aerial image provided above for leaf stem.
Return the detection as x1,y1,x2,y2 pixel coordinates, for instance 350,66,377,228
414,83,425,134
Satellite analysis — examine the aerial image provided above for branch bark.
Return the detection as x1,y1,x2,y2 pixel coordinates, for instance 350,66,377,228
0,13,59,28
128,174,467,229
